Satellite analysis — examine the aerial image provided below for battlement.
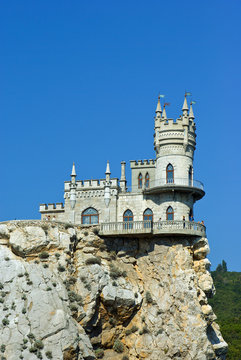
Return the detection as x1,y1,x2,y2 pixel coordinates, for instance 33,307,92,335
64,178,119,191
39,203,64,213
130,159,156,169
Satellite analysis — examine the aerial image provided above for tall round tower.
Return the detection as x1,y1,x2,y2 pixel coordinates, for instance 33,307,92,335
144,94,204,221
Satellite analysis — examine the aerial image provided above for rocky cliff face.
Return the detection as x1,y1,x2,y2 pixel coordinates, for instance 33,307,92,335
0,221,227,360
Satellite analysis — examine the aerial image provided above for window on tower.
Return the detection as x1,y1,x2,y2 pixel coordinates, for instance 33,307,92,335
145,173,150,188
166,206,174,221
189,166,193,186
138,173,143,189
166,164,174,184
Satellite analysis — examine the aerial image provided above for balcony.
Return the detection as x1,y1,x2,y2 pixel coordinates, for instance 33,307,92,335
141,178,205,200
99,220,206,237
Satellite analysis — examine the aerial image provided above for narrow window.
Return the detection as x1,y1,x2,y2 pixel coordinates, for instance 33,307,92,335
188,166,192,186
138,173,143,189
145,173,150,188
166,206,174,221
82,207,99,225
166,164,174,184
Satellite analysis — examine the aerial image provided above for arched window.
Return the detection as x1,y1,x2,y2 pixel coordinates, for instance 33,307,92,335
123,209,133,229
166,206,174,221
145,173,150,188
188,166,192,186
166,164,174,184
143,208,153,221
82,207,99,224
123,209,133,222
138,173,143,189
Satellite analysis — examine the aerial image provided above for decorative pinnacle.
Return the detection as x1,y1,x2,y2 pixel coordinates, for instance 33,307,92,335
162,104,167,120
71,162,76,177
105,160,111,174
155,95,162,113
182,94,189,112
189,102,195,119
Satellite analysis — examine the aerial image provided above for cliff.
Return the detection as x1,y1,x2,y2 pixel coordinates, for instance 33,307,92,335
0,221,227,360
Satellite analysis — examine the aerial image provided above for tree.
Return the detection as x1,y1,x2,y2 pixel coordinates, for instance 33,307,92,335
215,260,228,272
222,260,227,272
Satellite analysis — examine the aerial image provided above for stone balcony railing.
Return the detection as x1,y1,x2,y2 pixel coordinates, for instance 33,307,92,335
126,178,204,193
99,220,206,237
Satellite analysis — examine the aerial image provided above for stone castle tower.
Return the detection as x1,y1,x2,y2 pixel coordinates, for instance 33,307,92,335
39,94,205,238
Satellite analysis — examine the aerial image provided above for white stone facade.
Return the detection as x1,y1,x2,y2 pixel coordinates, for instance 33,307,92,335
39,95,204,225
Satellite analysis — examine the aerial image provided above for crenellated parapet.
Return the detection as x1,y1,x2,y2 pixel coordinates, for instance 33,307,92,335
39,203,64,213
154,95,196,157
64,178,119,191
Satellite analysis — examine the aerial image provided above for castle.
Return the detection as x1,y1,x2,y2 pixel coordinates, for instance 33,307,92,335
39,94,206,237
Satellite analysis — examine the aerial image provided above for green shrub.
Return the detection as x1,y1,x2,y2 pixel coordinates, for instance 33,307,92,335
84,231,88,236
22,294,27,300
45,350,53,359
34,340,44,349
29,346,37,353
38,252,49,259
0,283,3,290
2,318,9,326
109,264,126,279
57,265,65,272
70,304,78,312
52,282,57,287
85,257,101,265
23,339,28,344
139,325,149,335
130,325,138,333
122,356,129,360
46,287,52,291
34,260,40,264
112,281,117,286
93,228,99,235
0,345,6,353
27,333,35,340
43,264,49,268
68,291,83,304
4,257,10,261
3,306,8,311
113,339,124,353
125,329,132,336
54,253,60,259
0,299,4,304
145,291,153,304
95,348,104,358
109,317,116,326
22,308,26,314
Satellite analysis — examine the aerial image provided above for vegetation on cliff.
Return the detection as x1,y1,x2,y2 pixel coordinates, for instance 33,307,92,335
209,263,241,360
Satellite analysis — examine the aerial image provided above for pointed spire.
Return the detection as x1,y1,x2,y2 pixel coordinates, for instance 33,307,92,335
162,105,167,120
189,102,195,119
71,162,76,176
182,94,189,112
105,160,111,174
155,95,162,114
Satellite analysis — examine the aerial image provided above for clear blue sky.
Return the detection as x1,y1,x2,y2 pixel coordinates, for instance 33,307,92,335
1,0,241,271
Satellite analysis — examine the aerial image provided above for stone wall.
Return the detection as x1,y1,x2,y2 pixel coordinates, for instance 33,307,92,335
0,220,227,360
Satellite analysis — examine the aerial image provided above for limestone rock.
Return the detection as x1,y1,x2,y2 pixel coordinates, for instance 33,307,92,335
0,221,227,360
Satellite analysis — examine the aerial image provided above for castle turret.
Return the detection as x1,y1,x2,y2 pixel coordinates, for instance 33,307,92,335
104,161,111,207
70,162,77,209
119,161,127,192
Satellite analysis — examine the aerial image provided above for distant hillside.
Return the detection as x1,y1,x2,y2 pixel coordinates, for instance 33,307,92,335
209,271,241,360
